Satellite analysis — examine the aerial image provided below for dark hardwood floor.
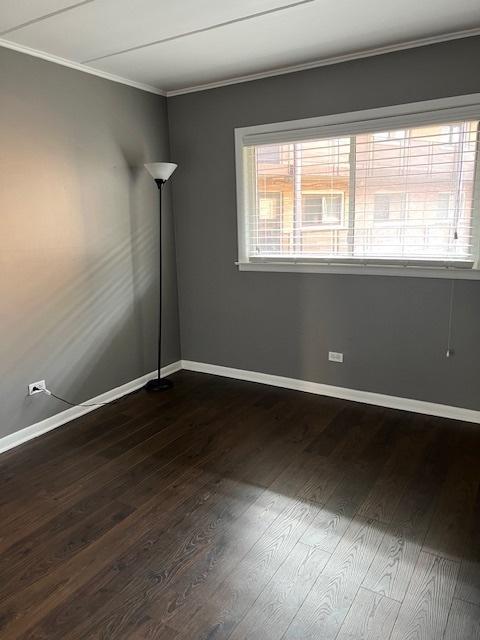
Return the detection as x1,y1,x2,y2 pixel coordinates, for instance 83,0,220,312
1,370,479,640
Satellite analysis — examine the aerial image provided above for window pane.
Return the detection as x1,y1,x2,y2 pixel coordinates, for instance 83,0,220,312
323,194,343,224
257,192,282,254
302,194,324,225
252,138,351,257
373,193,406,221
353,121,478,260
246,119,479,262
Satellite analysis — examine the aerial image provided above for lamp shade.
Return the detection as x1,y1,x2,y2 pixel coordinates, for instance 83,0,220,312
145,162,177,181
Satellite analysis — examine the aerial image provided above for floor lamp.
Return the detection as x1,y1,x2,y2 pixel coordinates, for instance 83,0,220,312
144,162,178,392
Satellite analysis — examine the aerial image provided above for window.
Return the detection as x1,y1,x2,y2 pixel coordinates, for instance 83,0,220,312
235,97,480,276
302,192,344,226
374,193,407,221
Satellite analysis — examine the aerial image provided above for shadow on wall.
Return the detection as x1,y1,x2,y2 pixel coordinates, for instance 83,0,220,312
124,148,152,377
0,143,172,437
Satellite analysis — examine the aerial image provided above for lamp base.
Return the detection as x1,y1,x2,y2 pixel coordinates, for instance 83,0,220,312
145,378,174,392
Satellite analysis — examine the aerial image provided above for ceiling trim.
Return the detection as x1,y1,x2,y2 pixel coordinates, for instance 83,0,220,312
166,26,480,96
0,37,166,96
1,26,479,99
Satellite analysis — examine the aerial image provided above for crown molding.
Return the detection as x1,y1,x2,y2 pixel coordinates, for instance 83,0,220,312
166,27,480,97
0,37,167,96
2,26,480,100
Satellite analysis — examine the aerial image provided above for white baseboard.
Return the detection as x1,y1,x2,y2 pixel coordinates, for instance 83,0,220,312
2,356,477,456
181,360,480,424
0,361,182,455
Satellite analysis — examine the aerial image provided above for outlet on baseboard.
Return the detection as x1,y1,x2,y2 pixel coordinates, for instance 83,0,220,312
328,351,344,363
28,380,47,396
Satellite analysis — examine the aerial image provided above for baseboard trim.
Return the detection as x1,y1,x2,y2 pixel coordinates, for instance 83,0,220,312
3,357,477,456
0,361,182,455
181,360,480,424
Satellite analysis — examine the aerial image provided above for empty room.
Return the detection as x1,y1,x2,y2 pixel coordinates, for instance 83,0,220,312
1,1,480,638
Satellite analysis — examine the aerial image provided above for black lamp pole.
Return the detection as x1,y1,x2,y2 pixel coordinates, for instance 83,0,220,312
145,177,173,392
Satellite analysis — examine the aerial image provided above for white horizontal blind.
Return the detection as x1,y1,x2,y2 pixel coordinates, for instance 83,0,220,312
242,120,480,265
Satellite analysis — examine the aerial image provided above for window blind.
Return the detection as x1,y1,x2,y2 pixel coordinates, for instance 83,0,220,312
241,120,480,267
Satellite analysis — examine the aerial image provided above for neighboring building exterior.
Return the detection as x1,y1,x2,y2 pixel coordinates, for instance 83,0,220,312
253,121,478,261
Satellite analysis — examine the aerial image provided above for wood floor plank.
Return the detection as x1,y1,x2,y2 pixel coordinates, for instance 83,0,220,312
8,469,263,639
299,463,379,554
147,446,336,630
173,498,319,640
389,552,459,640
361,430,449,605
228,543,329,640
0,409,130,475
455,481,480,606
0,408,227,556
0,370,208,485
358,416,430,523
4,380,280,636
126,621,179,639
10,389,332,640
423,453,479,561
0,373,479,640
0,395,213,528
67,396,341,638
362,522,424,602
1,408,158,494
456,559,480,607
90,614,181,639
299,410,405,556
335,587,400,640
70,461,317,640
0,500,135,602
283,516,386,640
389,427,449,531
0,403,233,555
443,598,480,640
305,406,366,457
40,380,268,513
0,465,212,639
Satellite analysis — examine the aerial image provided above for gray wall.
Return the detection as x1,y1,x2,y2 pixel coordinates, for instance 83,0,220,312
0,47,180,439
168,37,480,411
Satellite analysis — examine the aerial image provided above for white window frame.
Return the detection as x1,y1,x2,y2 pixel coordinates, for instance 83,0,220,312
235,93,480,279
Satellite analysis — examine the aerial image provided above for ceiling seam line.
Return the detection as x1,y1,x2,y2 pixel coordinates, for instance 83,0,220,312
81,0,316,63
0,0,96,37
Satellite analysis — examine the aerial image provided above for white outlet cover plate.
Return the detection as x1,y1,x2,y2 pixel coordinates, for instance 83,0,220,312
328,351,344,363
28,380,47,395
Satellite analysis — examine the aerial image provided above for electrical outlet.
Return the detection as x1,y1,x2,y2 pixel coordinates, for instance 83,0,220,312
328,351,344,363
28,380,47,396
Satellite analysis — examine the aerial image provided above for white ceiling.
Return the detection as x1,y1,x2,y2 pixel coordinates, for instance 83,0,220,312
1,0,480,95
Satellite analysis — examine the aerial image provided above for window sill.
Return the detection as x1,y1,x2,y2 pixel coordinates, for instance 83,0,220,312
237,261,480,280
